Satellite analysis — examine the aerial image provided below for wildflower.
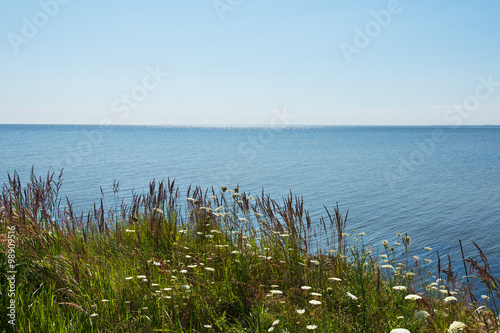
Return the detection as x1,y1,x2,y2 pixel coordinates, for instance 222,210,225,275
382,240,389,248
448,321,466,332
444,296,458,303
413,256,419,260
101,299,109,302
204,325,212,328
415,310,430,319
424,246,432,251
163,287,172,291
396,233,402,237
309,300,322,305
296,309,305,314
154,208,163,214
137,275,146,279
481,295,490,300
180,270,188,274
205,267,215,271
280,233,290,237
346,292,358,301
358,232,366,236
268,327,275,332
269,290,283,294
342,233,349,236
231,250,240,254
153,261,161,266
301,286,312,290
439,290,449,294
404,294,422,300
425,259,432,264
392,286,406,291
382,265,394,269
390,330,410,333
181,285,190,290
406,272,415,279
90,313,98,317
151,283,159,286
210,230,222,234
187,264,197,268
187,197,195,202
221,186,227,192
394,242,401,246
329,277,342,282
396,316,404,319
125,229,135,233
239,218,248,222
272,319,280,326
311,292,322,297
125,277,133,280
310,260,320,265
306,325,317,330
380,254,388,259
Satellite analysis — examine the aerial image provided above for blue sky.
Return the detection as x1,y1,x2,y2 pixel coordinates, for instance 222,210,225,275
1,0,499,125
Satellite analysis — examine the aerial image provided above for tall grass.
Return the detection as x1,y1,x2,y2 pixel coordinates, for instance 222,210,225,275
0,170,499,332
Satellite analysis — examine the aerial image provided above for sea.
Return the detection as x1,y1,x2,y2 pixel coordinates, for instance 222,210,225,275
1,124,499,285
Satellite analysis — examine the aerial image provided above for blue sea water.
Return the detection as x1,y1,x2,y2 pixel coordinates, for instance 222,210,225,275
1,124,499,281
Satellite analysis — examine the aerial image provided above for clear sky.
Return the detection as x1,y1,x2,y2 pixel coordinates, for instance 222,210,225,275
1,1,499,125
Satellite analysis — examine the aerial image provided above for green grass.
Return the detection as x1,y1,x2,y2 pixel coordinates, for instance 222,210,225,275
0,171,499,332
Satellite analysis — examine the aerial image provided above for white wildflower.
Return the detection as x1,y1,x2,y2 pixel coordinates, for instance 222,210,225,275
329,277,342,282
392,286,406,291
448,321,466,332
346,292,358,301
404,294,422,300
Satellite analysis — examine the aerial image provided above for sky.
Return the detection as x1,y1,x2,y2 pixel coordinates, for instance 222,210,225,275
1,0,499,126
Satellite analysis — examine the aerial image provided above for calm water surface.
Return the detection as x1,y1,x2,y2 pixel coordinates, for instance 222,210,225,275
1,124,499,278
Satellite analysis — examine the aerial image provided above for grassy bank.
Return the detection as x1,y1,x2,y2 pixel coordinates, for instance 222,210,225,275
1,171,499,332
